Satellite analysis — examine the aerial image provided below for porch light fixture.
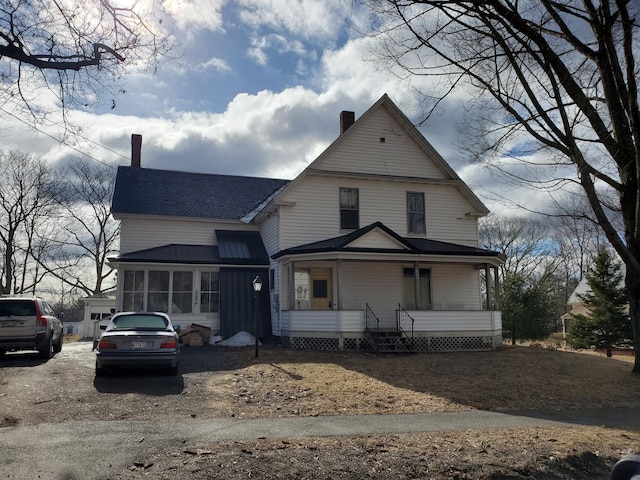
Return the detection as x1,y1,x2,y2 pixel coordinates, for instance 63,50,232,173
252,275,263,358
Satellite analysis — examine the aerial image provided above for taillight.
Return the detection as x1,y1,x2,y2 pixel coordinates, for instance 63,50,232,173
34,302,47,327
160,339,177,349
98,339,117,350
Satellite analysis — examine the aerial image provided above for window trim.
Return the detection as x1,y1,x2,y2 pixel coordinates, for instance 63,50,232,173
339,187,359,230
407,191,426,235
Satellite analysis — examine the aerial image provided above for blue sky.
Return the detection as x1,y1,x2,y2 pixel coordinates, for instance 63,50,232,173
3,0,531,214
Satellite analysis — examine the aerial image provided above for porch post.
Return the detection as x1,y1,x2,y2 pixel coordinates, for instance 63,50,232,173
493,265,500,309
485,264,493,310
414,262,420,309
288,261,295,310
336,259,342,310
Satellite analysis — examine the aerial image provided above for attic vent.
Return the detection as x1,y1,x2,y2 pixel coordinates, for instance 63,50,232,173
379,137,386,143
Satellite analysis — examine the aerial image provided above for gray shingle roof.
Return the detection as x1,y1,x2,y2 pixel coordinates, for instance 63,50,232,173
111,166,289,220
272,222,505,259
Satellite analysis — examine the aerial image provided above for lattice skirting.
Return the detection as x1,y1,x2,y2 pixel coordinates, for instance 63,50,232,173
282,333,502,352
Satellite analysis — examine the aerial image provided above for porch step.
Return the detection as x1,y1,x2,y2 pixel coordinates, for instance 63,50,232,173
368,331,415,354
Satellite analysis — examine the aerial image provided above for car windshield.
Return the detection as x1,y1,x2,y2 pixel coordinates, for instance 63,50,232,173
0,300,36,317
109,314,169,331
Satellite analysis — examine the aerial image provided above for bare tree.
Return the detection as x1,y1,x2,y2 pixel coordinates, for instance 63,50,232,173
44,158,119,296
0,150,58,294
367,1,640,372
0,0,174,129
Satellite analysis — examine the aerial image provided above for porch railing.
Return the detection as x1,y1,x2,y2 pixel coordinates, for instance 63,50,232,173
396,304,415,347
364,303,380,334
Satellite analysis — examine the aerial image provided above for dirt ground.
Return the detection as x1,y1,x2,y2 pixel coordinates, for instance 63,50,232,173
1,339,639,479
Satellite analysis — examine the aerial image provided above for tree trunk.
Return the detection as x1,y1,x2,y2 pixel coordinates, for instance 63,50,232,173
626,272,640,372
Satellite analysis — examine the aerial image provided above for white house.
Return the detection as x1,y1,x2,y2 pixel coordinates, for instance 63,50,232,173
109,94,505,352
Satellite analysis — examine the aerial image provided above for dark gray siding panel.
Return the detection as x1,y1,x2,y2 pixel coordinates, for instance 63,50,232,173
219,268,270,339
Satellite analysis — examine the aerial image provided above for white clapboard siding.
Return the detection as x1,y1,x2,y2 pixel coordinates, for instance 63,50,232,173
431,264,482,310
172,314,220,336
340,262,403,328
279,176,478,249
411,310,501,332
259,212,280,256
319,105,448,179
119,217,258,253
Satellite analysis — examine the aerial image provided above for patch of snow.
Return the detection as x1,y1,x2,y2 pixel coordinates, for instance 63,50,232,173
216,331,260,347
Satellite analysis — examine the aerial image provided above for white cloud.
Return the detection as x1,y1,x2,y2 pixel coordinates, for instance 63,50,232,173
163,0,226,33
199,57,232,72
236,0,351,43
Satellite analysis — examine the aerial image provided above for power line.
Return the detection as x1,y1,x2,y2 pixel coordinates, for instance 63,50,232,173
0,106,129,169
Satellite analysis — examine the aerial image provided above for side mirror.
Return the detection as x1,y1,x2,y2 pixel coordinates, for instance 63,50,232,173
99,325,107,331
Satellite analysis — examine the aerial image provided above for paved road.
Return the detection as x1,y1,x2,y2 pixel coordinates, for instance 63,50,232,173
1,407,639,479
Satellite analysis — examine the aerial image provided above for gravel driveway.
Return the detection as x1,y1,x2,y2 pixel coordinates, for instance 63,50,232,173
1,340,639,479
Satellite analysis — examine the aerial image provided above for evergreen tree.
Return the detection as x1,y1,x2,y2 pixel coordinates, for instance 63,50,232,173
568,250,632,357
502,273,556,345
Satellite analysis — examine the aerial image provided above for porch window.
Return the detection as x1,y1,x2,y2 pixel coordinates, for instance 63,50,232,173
403,268,431,310
200,271,219,313
172,271,193,313
147,271,170,312
340,187,359,230
123,270,145,311
407,192,426,234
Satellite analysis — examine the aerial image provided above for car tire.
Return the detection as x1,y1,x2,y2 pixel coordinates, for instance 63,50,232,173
0,349,6,359
38,335,53,359
167,365,179,376
53,333,63,354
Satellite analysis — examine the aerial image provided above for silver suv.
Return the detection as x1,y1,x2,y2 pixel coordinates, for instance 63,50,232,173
0,297,63,359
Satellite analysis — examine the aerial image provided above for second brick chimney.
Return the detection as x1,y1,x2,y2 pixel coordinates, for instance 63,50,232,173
340,111,355,134
131,134,142,168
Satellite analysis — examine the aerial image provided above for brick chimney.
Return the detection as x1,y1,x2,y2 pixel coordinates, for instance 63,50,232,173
131,134,142,168
340,111,355,134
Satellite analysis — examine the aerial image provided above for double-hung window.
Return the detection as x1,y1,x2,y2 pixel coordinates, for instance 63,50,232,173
340,187,359,230
407,192,426,235
200,271,220,313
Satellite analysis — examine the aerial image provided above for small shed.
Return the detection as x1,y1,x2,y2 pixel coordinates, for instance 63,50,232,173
81,294,116,339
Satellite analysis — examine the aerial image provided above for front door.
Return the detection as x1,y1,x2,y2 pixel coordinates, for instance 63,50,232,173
310,268,332,309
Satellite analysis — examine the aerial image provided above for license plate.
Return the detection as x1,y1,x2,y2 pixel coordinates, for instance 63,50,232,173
1,320,21,327
131,341,149,349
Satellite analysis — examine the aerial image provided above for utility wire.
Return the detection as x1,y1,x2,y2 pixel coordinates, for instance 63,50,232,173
0,106,129,169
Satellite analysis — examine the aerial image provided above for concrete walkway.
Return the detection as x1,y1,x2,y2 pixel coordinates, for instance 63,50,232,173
1,408,639,479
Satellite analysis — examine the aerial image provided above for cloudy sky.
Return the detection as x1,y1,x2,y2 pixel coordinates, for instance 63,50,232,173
1,0,535,215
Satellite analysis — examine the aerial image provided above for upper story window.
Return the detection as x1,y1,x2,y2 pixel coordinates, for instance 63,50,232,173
407,192,426,235
340,187,359,230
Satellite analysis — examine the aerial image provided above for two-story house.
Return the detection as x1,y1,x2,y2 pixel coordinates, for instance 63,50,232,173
110,94,505,352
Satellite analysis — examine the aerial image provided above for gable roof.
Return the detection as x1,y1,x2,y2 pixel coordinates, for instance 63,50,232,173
272,222,504,260
259,94,489,220
111,166,289,221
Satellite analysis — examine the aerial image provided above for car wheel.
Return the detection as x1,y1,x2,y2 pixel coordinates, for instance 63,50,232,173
167,365,179,376
38,335,53,359
53,333,63,354
0,349,6,359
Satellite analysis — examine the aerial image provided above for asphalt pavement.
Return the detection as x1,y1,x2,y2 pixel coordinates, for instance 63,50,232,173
1,407,639,479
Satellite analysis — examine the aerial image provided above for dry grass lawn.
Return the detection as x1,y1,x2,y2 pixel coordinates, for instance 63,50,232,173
203,344,640,418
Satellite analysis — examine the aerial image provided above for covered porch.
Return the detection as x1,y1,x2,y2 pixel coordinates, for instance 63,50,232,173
271,223,505,352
